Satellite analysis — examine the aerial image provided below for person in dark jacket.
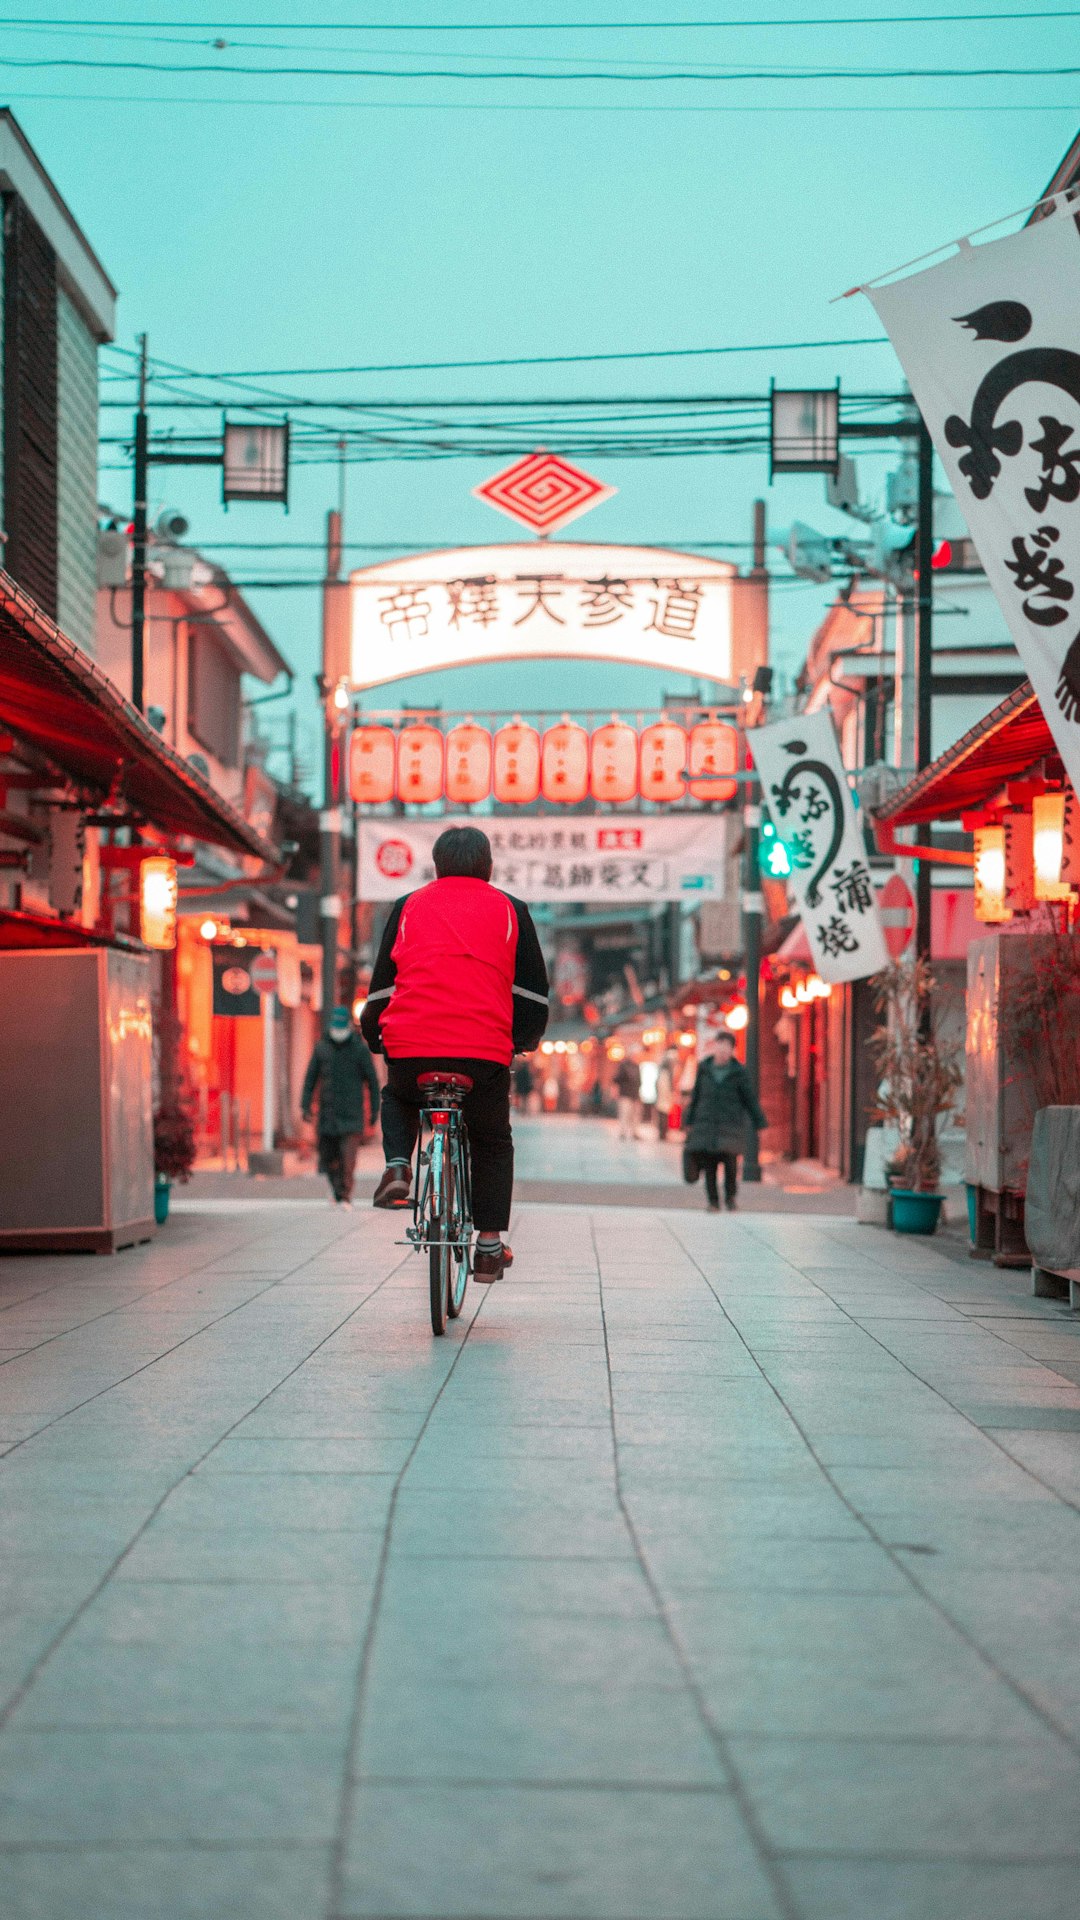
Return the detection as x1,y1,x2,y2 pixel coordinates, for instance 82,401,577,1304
360,825,549,1280
301,1005,381,1207
684,1030,767,1212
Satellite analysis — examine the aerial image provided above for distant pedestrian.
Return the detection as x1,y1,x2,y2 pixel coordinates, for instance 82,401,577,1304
655,1050,677,1141
301,1006,380,1208
614,1055,641,1139
683,1031,767,1212
638,1057,659,1133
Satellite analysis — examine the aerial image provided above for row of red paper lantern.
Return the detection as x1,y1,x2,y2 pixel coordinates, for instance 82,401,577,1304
348,720,739,808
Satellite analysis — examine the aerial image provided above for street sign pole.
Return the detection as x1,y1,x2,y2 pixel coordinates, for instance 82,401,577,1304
914,414,935,967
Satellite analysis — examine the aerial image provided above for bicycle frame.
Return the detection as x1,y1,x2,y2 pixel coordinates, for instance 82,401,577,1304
402,1080,474,1333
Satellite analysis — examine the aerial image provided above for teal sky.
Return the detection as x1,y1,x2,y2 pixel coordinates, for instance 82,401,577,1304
6,2,1079,784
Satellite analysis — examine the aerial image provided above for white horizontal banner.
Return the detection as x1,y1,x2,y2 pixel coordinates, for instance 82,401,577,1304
358,813,729,904
349,542,734,690
752,710,888,984
870,207,1080,797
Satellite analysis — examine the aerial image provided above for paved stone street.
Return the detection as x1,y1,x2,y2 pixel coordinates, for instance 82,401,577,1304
3,1195,1080,1919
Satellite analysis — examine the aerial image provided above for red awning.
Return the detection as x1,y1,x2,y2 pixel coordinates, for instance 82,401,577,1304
874,681,1054,827
0,571,277,862
0,908,144,951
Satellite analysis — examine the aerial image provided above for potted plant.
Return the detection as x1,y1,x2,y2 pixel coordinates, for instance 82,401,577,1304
869,955,963,1234
153,1097,196,1224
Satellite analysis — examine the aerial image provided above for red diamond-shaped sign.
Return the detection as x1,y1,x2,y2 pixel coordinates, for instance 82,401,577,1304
473,449,616,536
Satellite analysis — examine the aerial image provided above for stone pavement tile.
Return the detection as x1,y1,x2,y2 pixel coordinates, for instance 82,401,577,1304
728,1733,1080,1858
113,1526,386,1584
825,1462,1059,1510
70,1578,374,1645
0,1844,331,1920
379,1554,656,1621
986,1428,1080,1501
360,1677,726,1786
341,1782,779,1920
392,1492,635,1561
0,1728,347,1843
374,1610,684,1692
151,1470,396,1533
780,1856,1080,1920
652,1535,911,1597
418,1423,613,1463
194,1437,402,1475
969,1404,1080,1429
694,1648,1046,1743
7,1636,359,1731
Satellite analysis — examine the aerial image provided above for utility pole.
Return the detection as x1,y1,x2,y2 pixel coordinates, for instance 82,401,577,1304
913,415,935,963
130,334,149,712
319,444,350,1027
741,771,764,1184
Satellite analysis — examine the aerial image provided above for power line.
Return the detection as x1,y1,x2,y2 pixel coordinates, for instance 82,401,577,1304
5,10,1076,29
12,89,1073,111
99,336,894,377
3,54,1078,77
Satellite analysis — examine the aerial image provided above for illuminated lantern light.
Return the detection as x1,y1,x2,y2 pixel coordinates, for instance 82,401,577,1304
492,721,541,805
396,724,444,805
725,1002,749,1031
589,721,638,804
140,856,178,950
688,720,738,803
444,723,492,806
974,825,1011,922
1032,792,1072,901
541,721,589,805
349,726,396,805
638,720,687,803
780,986,800,1011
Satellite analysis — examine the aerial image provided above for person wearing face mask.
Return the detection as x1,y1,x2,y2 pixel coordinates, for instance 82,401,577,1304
301,1005,381,1208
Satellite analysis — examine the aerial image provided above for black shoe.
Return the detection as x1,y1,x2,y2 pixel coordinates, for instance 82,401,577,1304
707,1201,721,1213
725,1197,738,1212
473,1241,513,1282
373,1164,411,1209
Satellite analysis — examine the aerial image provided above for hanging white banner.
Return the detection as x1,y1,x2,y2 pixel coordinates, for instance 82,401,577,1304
358,813,728,904
348,543,734,690
869,205,1080,795
752,710,888,984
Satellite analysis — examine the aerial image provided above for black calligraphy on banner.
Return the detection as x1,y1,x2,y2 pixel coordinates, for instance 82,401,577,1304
767,740,845,908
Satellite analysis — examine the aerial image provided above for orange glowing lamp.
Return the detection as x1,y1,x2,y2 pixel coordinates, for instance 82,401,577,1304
444,723,492,806
589,721,638,804
349,726,396,805
688,721,738,803
140,856,178,950
395,725,444,805
492,722,541,805
541,721,590,804
638,720,687,803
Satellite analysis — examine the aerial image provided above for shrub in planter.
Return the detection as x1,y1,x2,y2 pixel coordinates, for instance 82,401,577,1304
154,1098,196,1185
870,957,963,1218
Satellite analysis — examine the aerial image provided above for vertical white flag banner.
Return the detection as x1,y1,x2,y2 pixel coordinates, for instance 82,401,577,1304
752,710,889,984
870,206,1080,795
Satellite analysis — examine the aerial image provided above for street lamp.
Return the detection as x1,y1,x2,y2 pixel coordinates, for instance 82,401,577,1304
769,385,840,479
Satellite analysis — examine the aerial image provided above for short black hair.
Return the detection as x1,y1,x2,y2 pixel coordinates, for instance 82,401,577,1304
714,1028,736,1047
432,824,493,880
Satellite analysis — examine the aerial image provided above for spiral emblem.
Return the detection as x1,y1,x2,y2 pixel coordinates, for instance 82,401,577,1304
473,450,616,535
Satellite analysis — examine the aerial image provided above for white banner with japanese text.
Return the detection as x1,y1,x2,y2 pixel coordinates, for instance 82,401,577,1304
870,207,1080,795
349,542,734,690
358,813,729,905
753,710,888,983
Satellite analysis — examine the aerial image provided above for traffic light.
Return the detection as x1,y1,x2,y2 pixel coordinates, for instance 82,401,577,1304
759,817,792,880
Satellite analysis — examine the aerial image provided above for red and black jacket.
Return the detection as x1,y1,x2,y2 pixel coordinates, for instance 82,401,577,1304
360,876,549,1066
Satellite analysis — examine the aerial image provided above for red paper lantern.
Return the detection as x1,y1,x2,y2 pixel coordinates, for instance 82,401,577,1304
542,722,589,805
688,721,738,803
348,725,396,805
492,722,541,805
589,722,638,804
396,724,444,805
639,721,687,803
444,723,492,806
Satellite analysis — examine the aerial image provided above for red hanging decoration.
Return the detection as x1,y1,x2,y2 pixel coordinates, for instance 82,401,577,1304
688,721,738,803
492,722,541,805
348,725,396,805
395,724,444,805
589,721,638,804
541,721,589,805
444,723,492,806
638,721,687,803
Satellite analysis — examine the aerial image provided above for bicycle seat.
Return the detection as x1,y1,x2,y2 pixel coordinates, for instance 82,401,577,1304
417,1072,473,1094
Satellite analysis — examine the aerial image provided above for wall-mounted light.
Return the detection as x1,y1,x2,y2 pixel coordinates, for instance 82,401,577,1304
1033,792,1072,902
725,1003,749,1032
140,856,178,950
974,825,1010,922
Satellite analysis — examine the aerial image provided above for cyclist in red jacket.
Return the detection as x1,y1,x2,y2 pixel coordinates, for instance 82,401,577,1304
360,825,549,1280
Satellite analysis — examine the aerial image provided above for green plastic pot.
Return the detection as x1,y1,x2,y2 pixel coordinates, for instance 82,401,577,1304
891,1189,943,1235
154,1176,171,1225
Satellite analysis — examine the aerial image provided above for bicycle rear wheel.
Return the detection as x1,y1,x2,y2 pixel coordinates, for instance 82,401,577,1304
446,1127,471,1319
428,1131,452,1336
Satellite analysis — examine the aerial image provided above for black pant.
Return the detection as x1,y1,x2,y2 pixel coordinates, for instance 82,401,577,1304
319,1132,362,1202
700,1151,738,1208
381,1057,513,1233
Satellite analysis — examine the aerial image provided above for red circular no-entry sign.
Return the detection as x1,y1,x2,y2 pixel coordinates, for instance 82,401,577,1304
879,874,915,958
249,951,278,995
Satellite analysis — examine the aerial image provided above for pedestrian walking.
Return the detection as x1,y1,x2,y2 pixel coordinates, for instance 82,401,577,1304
301,1005,381,1208
638,1056,659,1134
683,1030,767,1211
614,1054,641,1139
513,1057,534,1113
655,1049,677,1141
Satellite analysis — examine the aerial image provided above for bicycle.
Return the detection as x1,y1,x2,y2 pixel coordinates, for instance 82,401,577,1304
404,1072,474,1336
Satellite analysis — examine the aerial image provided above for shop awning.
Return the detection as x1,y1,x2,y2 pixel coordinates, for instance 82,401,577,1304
0,571,277,862
873,681,1053,827
0,907,142,951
